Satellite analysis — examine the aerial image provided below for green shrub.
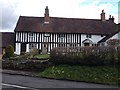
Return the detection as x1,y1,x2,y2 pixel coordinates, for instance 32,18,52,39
39,49,42,54
29,48,39,56
107,39,120,46
5,45,14,58
20,52,25,55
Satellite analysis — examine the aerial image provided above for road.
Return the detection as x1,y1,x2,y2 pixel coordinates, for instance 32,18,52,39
2,73,119,90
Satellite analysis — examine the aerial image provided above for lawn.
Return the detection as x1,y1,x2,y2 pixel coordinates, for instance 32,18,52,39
36,65,119,86
34,54,50,59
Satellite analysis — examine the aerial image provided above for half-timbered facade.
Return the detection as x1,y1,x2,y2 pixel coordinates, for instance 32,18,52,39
14,6,116,54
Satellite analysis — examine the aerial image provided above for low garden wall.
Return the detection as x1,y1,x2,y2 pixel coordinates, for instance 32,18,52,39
2,59,49,71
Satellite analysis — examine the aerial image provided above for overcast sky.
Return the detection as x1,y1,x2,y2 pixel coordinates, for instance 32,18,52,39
0,0,119,32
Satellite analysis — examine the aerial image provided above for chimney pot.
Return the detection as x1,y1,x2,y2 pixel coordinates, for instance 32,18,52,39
101,10,105,21
102,10,104,13
109,15,114,22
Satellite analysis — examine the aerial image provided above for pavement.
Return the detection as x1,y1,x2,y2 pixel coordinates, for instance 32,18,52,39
2,69,120,87
3,73,119,89
2,69,36,77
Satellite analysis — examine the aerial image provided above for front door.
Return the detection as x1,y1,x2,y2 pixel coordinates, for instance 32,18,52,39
42,43,48,54
21,43,26,52
84,43,90,46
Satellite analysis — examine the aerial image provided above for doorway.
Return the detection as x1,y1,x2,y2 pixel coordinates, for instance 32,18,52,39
84,43,90,46
21,43,26,52
42,43,48,54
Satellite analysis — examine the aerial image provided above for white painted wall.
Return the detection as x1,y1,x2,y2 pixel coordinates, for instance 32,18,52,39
14,43,21,55
26,44,29,52
109,32,120,39
81,34,105,46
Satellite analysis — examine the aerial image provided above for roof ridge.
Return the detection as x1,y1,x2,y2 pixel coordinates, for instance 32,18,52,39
50,16,101,21
20,16,44,18
20,16,112,22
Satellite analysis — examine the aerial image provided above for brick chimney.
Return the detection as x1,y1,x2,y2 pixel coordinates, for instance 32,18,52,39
100,10,105,21
44,6,50,24
109,15,114,22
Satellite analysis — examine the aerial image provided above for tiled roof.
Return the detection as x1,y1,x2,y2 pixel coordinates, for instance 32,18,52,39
1,32,14,48
98,24,119,43
15,16,116,35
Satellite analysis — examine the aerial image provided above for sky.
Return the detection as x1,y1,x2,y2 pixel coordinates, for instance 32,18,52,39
0,0,119,32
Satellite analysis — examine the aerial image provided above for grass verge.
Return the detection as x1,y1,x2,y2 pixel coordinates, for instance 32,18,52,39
36,65,119,85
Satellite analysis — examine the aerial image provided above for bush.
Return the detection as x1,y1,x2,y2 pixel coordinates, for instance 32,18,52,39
39,49,42,54
50,46,120,66
29,48,39,56
9,52,33,60
20,52,25,55
5,45,14,58
107,39,120,46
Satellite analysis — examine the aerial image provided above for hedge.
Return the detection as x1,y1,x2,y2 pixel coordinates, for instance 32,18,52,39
50,46,120,66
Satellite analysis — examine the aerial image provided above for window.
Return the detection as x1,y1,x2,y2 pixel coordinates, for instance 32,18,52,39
44,37,49,42
29,43,37,49
59,34,64,43
29,33,34,42
59,34,64,37
29,33,33,37
59,43,64,47
60,37,64,42
67,35,71,43
44,33,50,42
86,34,92,38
